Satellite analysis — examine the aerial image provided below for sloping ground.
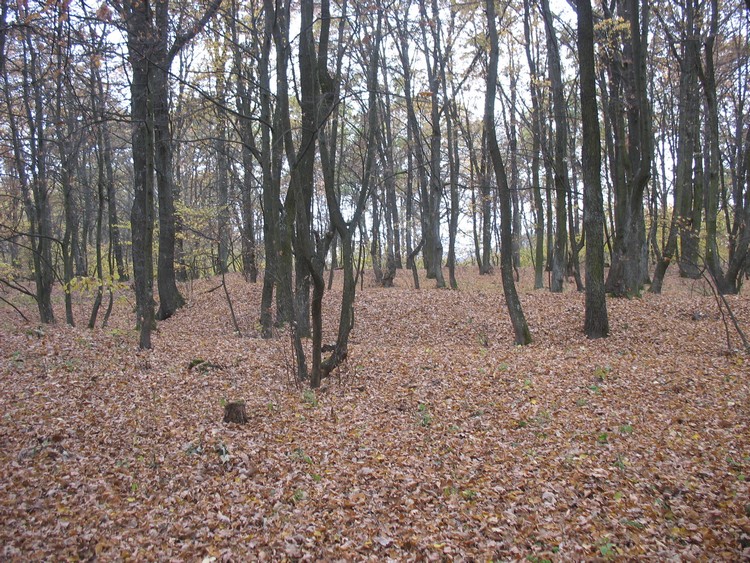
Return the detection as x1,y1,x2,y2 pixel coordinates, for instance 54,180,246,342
0,268,748,560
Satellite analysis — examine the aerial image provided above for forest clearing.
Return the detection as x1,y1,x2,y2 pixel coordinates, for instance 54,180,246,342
0,267,748,560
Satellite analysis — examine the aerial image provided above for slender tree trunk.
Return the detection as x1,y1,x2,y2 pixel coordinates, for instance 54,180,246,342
378,55,402,271
5,16,56,324
215,83,231,275
89,108,107,329
541,0,569,293
699,0,734,293
486,0,531,345
651,2,699,293
395,9,432,279
259,0,278,336
523,0,545,289
418,0,446,288
480,131,494,274
152,4,185,320
371,191,384,284
604,0,653,298
54,58,77,326
231,4,259,283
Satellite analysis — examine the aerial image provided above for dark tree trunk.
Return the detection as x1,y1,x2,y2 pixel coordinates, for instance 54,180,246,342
317,0,372,384
604,0,653,298
152,5,185,321
230,8,258,283
127,6,156,348
3,12,56,324
507,58,522,274
370,190,384,284
89,93,107,329
215,82,231,275
480,131,494,274
99,75,128,283
699,0,735,294
394,10,432,279
418,0,446,288
377,55,402,272
651,1,700,293
259,0,279,337
578,0,609,338
53,23,78,327
541,0,570,293
486,0,531,346
118,0,219,343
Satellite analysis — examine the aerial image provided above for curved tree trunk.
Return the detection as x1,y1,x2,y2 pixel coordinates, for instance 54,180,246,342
486,0,531,346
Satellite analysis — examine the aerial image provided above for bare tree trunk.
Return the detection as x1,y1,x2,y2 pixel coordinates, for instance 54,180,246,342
259,0,279,337
370,191,384,284
541,0,570,293
651,1,700,293
578,0,609,338
604,0,653,298
419,0,446,288
3,10,56,324
230,3,259,283
215,81,231,275
394,9,432,279
486,0,531,346
699,0,734,293
126,6,156,348
152,9,185,321
531,127,544,289
480,130,494,275
53,20,78,327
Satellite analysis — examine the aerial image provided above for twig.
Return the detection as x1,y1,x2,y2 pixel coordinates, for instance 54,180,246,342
699,262,750,354
0,294,29,321
221,271,242,336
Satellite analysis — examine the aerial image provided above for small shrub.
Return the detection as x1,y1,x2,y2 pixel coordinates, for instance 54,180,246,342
594,365,611,382
417,403,432,427
291,447,313,464
302,389,318,408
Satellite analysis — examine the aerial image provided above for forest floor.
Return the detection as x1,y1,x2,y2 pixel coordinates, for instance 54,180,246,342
0,266,749,561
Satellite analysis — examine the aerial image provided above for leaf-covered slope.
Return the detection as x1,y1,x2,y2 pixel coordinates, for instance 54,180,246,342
0,268,748,560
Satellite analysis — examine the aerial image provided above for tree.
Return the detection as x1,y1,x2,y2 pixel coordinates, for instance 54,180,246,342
1,1,56,324
418,0,447,288
229,0,259,283
650,0,701,292
486,0,532,346
578,0,609,337
522,0,545,289
602,0,653,298
113,0,221,347
540,0,571,293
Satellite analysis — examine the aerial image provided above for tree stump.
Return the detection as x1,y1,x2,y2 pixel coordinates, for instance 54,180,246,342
223,401,248,424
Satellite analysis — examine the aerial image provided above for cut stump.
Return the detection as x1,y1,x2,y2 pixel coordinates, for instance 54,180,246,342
223,401,248,424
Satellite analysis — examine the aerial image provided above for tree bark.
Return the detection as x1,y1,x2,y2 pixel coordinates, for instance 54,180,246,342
604,0,653,298
651,2,700,292
523,21,545,289
486,0,532,346
578,0,609,338
540,0,570,293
